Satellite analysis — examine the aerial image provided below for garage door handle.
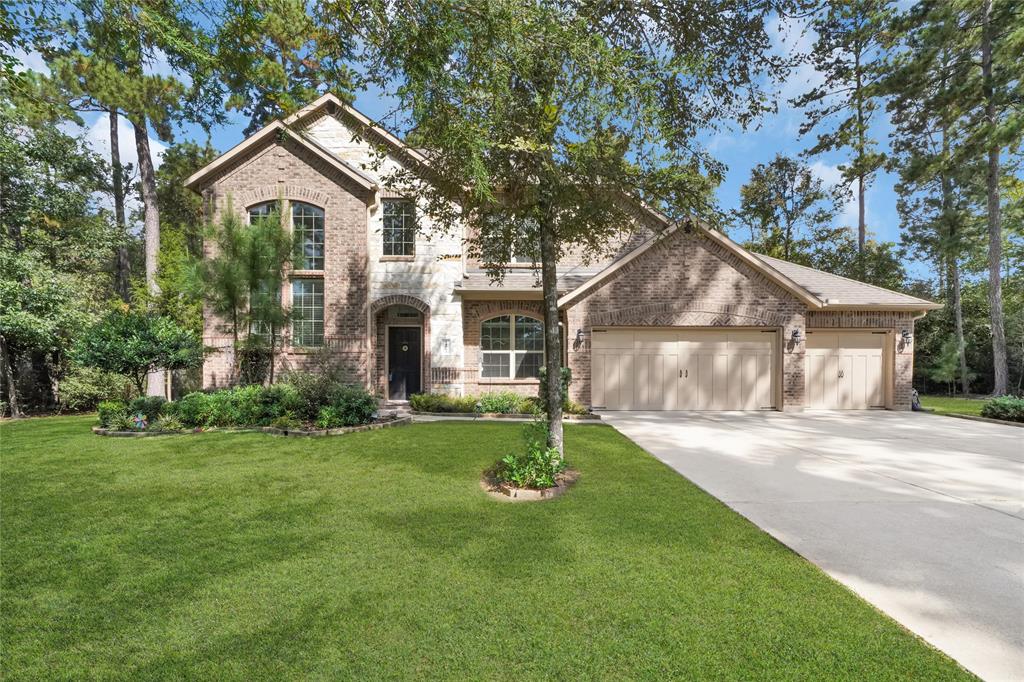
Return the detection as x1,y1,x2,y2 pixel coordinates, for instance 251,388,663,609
838,370,845,378
678,369,687,378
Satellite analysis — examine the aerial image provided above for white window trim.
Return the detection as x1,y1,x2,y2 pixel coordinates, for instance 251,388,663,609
480,315,545,380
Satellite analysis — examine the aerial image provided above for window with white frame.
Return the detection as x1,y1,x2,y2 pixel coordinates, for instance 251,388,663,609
248,200,279,225
291,278,324,347
382,199,415,256
480,315,544,379
292,202,324,270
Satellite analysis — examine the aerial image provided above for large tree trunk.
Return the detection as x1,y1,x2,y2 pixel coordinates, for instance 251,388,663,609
981,0,1008,395
538,219,564,457
133,117,165,398
940,118,969,396
110,109,131,302
0,334,21,418
950,260,970,396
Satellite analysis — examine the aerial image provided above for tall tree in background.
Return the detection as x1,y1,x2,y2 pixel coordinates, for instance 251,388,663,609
884,10,982,396
217,0,358,135
29,0,224,396
886,0,1022,395
793,0,892,256
355,0,793,455
733,154,836,261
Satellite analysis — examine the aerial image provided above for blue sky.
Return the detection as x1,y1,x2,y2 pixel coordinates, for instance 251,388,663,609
15,11,921,274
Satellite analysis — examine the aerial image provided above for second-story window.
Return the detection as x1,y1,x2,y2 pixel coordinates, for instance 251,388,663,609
292,202,325,270
383,199,415,256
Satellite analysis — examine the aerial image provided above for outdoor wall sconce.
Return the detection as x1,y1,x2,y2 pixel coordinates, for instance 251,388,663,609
573,328,585,351
791,329,803,343
901,329,913,343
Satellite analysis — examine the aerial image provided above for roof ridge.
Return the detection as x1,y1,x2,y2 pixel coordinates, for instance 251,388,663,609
755,253,933,304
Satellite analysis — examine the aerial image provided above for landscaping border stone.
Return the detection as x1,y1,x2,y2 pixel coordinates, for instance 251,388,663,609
92,416,412,438
921,410,1023,428
411,411,600,420
481,469,580,502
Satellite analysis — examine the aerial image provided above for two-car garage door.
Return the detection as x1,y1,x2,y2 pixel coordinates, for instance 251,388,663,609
591,327,887,411
591,329,776,410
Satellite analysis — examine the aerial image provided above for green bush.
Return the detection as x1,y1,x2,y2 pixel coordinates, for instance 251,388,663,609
253,383,303,425
476,392,524,414
563,399,588,415
174,392,215,427
325,385,377,426
59,366,132,412
97,400,128,428
129,396,167,421
980,395,1024,423
409,393,478,413
151,415,185,432
495,421,566,489
283,371,344,421
108,411,138,432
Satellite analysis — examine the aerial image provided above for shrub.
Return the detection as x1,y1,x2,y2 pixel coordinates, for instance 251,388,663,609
495,421,566,489
283,370,344,421
59,366,132,412
476,391,524,414
563,399,588,415
237,339,273,386
325,385,377,426
129,396,167,421
270,413,301,429
316,406,343,429
253,383,303,425
151,415,185,432
108,411,138,432
980,396,1024,423
97,400,128,428
174,392,215,427
409,393,477,413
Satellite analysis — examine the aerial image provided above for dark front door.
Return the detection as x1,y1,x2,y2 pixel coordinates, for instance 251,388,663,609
388,326,421,400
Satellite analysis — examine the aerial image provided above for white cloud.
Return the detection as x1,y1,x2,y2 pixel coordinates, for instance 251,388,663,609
810,160,860,226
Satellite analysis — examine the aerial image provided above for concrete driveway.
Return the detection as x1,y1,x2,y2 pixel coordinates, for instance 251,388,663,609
599,410,1024,681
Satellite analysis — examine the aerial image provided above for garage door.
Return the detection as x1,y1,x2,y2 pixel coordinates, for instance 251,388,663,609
805,331,885,409
591,329,775,410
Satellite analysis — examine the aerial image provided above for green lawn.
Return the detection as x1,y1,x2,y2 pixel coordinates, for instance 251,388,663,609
920,394,988,417
2,416,970,680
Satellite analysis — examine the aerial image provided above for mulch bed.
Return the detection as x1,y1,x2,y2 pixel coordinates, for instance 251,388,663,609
92,415,412,438
480,468,580,502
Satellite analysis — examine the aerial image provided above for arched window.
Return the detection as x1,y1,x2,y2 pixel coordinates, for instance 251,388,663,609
480,315,544,379
291,202,324,270
247,200,279,225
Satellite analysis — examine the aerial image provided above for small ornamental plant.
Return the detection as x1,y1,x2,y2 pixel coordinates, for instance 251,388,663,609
494,420,567,490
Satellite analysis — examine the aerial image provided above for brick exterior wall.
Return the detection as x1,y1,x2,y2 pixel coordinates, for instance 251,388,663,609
461,299,547,397
806,310,918,410
198,135,373,389
563,225,808,410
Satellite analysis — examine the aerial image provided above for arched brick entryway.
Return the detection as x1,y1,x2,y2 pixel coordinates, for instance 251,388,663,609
370,295,431,399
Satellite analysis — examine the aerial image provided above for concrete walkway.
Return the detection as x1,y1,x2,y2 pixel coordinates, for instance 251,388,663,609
600,410,1024,681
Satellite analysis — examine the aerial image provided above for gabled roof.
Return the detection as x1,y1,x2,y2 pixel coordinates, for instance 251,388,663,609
753,254,942,310
184,119,379,193
557,214,941,312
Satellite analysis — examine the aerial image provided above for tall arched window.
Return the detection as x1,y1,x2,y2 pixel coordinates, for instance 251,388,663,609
291,202,324,270
480,315,544,379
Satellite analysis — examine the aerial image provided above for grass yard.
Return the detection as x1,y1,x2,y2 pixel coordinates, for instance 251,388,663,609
920,394,988,417
1,416,970,680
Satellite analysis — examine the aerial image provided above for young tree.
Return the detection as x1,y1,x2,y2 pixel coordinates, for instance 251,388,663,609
197,198,293,384
353,0,792,456
73,309,203,395
733,154,836,262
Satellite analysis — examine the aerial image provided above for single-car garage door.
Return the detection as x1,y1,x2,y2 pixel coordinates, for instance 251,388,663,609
805,331,885,409
591,329,776,410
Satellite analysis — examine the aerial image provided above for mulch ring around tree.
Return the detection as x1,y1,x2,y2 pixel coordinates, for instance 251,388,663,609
92,416,412,438
480,468,580,502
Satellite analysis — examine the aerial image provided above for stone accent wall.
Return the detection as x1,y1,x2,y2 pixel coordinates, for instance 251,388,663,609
198,135,372,389
806,309,918,410
563,226,808,410
461,299,547,397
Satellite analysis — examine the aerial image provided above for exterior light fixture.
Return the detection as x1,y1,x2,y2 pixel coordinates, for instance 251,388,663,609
791,329,802,343
901,329,913,343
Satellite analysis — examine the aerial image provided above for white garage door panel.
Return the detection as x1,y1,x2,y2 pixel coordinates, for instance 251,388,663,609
592,329,775,411
806,332,885,409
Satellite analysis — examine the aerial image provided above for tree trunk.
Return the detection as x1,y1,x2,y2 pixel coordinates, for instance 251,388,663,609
110,109,131,302
0,334,21,418
950,260,970,396
981,0,1008,395
857,174,866,252
133,117,165,398
538,219,564,457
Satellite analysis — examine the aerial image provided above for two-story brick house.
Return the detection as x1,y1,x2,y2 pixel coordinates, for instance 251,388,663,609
186,93,940,411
